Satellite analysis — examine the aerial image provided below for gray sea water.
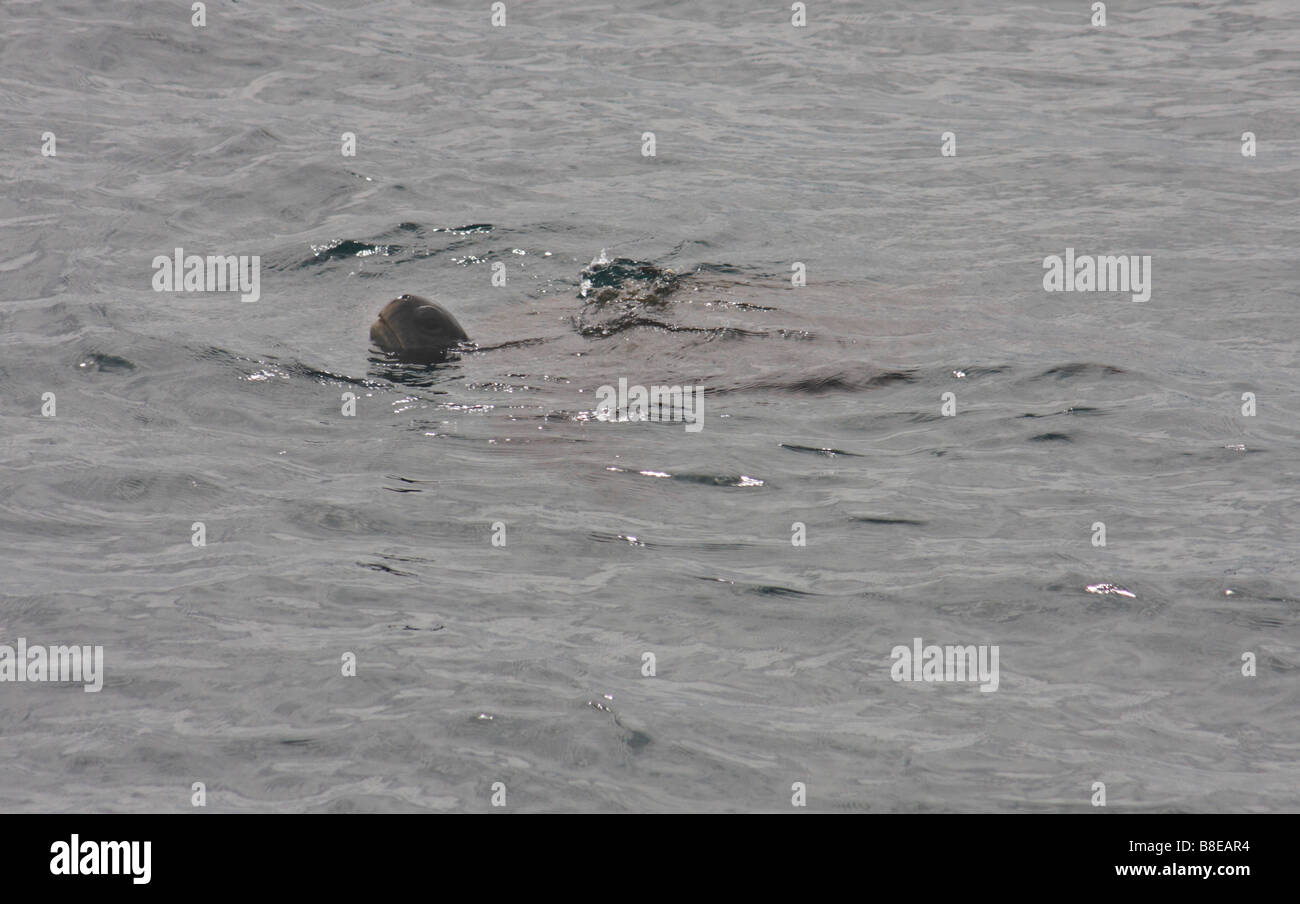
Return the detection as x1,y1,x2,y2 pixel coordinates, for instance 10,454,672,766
1,0,1297,813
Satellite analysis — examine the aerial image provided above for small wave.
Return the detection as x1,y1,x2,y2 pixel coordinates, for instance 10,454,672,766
304,238,402,264
717,369,916,395
851,516,927,526
605,466,765,488
358,561,416,577
1019,406,1103,418
283,223,494,270
1033,363,1126,381
695,577,817,597
779,443,862,458
1086,582,1136,599
574,315,764,339
77,352,136,373
587,531,753,551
